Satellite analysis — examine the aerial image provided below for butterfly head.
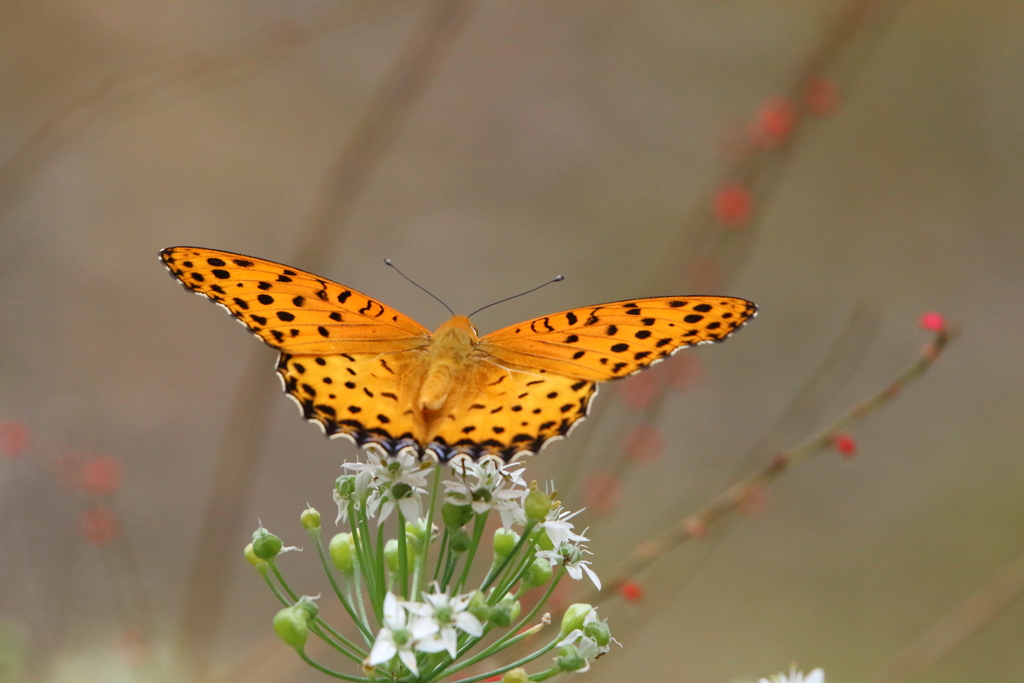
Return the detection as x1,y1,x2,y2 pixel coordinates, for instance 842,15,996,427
433,315,479,345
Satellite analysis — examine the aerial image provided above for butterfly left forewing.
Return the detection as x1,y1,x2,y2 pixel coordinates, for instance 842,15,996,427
480,296,756,381
160,246,431,355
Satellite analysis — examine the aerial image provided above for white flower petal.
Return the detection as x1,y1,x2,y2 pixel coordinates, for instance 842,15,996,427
382,593,405,628
413,634,448,654
582,564,601,591
398,495,422,523
410,616,440,639
398,648,419,676
403,602,433,617
368,631,396,666
378,499,395,524
440,625,459,658
455,611,483,637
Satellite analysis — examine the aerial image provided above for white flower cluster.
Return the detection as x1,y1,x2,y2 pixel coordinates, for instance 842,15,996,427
336,448,429,524
535,505,600,590
367,589,483,675
443,458,528,527
445,462,601,590
557,608,617,673
336,456,601,590
759,667,825,683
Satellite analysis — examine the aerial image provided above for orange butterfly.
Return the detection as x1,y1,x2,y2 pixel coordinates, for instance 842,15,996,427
160,247,756,463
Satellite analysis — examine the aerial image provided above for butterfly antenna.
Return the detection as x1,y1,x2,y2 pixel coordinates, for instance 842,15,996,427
384,258,455,316
468,275,565,318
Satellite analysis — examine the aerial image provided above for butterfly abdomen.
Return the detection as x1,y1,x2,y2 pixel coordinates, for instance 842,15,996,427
418,316,481,412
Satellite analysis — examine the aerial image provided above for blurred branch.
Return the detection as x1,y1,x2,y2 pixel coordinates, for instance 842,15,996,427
584,324,956,604
174,1,477,678
558,0,910,494
290,0,476,268
666,0,909,293
0,0,412,220
865,551,1024,683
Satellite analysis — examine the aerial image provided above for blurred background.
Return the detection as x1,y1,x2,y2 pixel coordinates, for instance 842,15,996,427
1,0,1023,681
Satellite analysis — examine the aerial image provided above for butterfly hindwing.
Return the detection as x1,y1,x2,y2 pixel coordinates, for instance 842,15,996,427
278,345,597,462
426,367,598,462
160,247,431,355
479,296,756,382
277,351,423,452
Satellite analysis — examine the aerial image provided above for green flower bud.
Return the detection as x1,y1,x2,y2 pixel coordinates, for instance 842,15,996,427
392,482,413,501
449,528,471,553
273,606,308,651
489,603,512,628
560,603,593,636
534,528,554,552
252,527,283,560
294,595,319,622
556,644,586,672
522,558,553,588
442,502,474,529
489,595,521,628
405,519,425,549
559,542,582,565
583,620,610,647
502,668,530,683
244,543,265,566
523,488,551,522
467,591,490,623
328,533,356,574
493,527,520,558
385,539,400,571
335,475,356,498
300,507,321,530
508,597,521,622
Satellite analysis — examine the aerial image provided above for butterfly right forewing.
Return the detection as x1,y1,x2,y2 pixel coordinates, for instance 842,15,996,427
480,296,756,381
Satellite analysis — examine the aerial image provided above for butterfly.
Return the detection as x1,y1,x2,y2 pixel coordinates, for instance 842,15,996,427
160,247,756,463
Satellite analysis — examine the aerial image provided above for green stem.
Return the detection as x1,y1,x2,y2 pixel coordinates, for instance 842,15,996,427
437,569,564,681
307,623,367,665
397,508,409,599
440,545,460,590
481,522,536,593
259,565,365,662
446,636,563,683
483,570,564,659
350,501,378,610
414,462,443,599
529,667,562,681
491,545,537,604
375,520,387,611
455,511,490,594
433,528,449,582
314,533,374,643
348,579,372,644
357,505,384,624
297,648,369,682
259,563,291,606
270,559,299,601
